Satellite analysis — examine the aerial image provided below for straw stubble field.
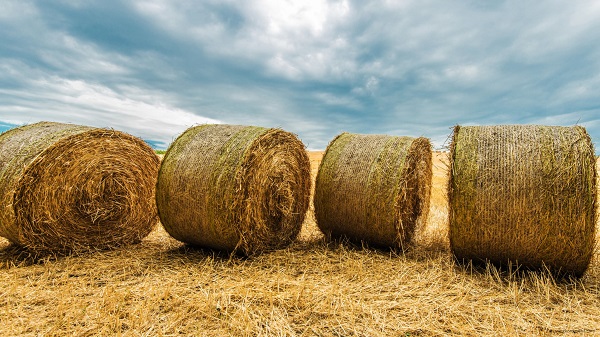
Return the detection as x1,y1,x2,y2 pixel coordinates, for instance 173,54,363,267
1,152,599,336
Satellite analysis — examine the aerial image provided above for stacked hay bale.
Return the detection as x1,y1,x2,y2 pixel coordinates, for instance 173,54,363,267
156,124,311,255
314,133,432,250
0,121,160,252
449,125,597,276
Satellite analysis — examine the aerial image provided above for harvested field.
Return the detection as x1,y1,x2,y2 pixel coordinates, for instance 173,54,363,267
1,153,600,336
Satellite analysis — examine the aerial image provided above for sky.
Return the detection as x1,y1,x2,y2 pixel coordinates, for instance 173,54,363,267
1,0,600,151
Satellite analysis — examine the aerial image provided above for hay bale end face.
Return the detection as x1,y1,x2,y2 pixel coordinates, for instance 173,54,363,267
156,124,311,255
0,121,160,252
314,133,433,249
449,125,597,276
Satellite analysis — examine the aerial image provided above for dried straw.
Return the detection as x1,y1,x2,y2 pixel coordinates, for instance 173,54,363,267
314,133,432,250
0,121,160,252
449,125,597,276
156,124,311,255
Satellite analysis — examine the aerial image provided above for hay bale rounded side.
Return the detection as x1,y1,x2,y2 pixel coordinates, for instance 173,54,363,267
449,125,597,276
314,133,432,249
156,124,311,255
0,121,160,252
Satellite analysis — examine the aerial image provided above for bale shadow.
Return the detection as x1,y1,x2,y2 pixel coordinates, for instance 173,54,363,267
160,243,249,265
319,234,449,262
452,256,586,284
0,243,66,268
0,239,160,269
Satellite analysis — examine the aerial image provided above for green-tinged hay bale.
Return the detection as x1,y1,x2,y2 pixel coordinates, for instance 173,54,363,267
314,133,432,249
156,124,311,255
0,121,160,252
449,125,597,276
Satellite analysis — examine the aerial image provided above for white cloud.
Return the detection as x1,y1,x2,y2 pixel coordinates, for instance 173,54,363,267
528,110,599,127
251,0,348,36
351,76,380,96
315,92,362,109
443,65,482,82
132,0,354,82
0,1,38,22
0,77,220,148
551,73,600,106
267,54,302,80
39,35,130,76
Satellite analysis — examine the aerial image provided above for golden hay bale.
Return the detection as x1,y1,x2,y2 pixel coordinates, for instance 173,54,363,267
0,121,160,252
314,133,432,249
449,125,597,276
156,124,311,255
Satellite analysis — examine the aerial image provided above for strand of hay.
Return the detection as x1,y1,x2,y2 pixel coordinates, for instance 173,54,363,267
449,125,597,276
0,121,160,252
314,133,432,249
156,124,311,255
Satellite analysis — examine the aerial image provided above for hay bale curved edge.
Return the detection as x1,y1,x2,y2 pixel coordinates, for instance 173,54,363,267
314,132,433,250
449,125,597,276
0,121,160,252
156,124,311,255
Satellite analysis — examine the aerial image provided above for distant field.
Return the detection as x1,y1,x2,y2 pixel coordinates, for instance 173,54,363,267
0,153,599,336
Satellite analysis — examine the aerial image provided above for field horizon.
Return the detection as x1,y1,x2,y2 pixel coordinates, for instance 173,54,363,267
1,152,599,336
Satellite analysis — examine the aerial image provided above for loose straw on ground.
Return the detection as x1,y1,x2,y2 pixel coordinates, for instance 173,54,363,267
449,125,597,276
156,124,311,255
0,121,160,252
314,133,432,250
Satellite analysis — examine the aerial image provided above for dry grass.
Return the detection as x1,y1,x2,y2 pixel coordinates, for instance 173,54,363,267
1,152,600,336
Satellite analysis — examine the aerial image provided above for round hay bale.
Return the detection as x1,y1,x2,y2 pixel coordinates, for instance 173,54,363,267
156,124,311,255
314,133,432,249
0,121,160,252
449,125,597,276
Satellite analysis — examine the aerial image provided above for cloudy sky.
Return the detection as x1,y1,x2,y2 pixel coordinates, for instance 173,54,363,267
1,0,599,150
